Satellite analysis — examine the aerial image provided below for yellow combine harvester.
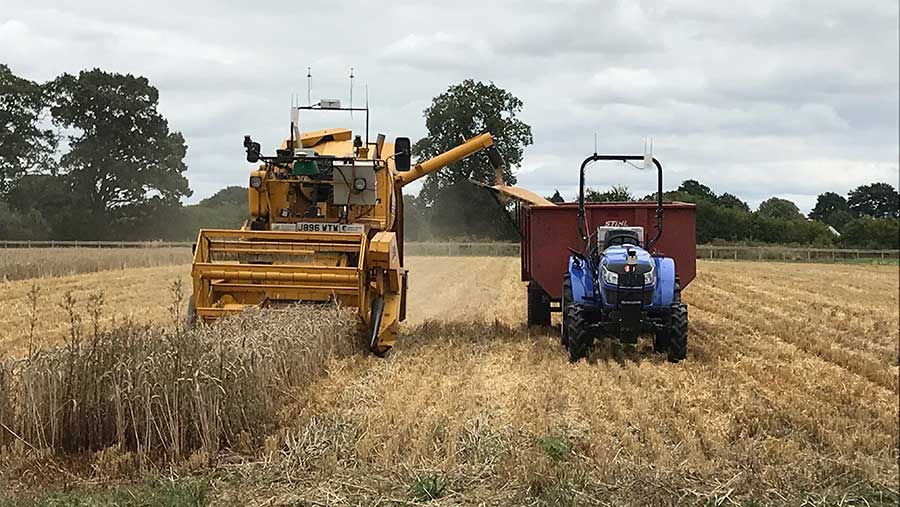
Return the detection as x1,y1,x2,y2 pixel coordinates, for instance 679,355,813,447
189,101,504,354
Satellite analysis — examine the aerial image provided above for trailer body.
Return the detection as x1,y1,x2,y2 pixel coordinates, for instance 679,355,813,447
521,202,696,301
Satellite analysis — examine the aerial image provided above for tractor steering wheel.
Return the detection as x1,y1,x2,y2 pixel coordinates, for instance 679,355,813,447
604,231,641,250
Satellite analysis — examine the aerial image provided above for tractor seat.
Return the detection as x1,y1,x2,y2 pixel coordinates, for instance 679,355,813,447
603,229,642,249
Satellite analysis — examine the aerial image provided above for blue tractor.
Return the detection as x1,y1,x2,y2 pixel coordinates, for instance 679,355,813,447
561,153,688,363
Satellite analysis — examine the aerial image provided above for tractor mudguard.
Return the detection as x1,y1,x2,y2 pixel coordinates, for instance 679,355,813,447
651,257,677,307
567,256,596,305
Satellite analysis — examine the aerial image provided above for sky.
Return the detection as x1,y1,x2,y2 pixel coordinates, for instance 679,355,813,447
1,0,898,212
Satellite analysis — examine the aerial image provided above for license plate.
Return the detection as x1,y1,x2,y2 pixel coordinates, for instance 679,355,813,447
272,222,365,233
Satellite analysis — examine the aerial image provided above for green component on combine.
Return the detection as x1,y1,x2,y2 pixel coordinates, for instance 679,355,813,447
293,160,318,176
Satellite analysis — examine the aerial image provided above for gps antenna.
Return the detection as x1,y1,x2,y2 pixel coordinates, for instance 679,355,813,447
349,67,355,118
306,67,312,106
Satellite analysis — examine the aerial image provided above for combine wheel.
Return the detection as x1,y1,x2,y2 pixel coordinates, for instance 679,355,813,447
565,303,593,363
185,295,197,329
368,296,391,357
527,282,551,327
560,274,572,346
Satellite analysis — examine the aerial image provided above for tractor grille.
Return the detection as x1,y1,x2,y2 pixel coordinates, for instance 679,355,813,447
608,288,653,306
618,271,643,288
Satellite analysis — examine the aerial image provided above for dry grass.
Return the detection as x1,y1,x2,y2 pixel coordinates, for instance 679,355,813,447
0,257,897,505
0,247,190,281
0,301,359,478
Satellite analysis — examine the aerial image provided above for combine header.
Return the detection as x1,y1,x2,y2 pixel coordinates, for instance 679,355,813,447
189,100,504,355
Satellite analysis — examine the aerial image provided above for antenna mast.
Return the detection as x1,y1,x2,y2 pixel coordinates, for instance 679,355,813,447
349,67,355,118
306,67,312,106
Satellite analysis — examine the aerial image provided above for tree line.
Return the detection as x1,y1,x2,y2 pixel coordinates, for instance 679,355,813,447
403,81,898,249
2,65,896,247
549,180,898,249
0,65,202,240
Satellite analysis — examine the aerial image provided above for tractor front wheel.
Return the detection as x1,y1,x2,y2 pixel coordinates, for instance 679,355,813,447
566,303,593,363
666,302,688,363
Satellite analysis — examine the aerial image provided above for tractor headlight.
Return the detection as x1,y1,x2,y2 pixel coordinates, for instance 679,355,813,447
249,175,263,189
644,264,656,286
602,265,618,285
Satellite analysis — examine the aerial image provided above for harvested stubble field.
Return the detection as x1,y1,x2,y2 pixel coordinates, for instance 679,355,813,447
0,247,191,281
0,255,897,506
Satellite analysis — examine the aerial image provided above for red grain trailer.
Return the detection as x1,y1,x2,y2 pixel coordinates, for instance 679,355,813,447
519,201,696,324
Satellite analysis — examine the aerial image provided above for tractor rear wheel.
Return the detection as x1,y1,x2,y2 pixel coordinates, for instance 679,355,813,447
527,282,551,327
560,274,572,346
566,303,593,363
653,278,682,353
666,302,688,362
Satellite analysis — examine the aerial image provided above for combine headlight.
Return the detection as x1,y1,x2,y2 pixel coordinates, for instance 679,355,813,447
353,178,367,191
249,175,263,188
644,264,656,285
602,265,618,285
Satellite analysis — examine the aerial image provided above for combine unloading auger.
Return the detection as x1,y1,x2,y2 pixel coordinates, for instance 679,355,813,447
189,101,504,355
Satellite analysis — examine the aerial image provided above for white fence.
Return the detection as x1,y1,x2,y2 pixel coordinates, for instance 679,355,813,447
1,240,897,262
0,240,193,248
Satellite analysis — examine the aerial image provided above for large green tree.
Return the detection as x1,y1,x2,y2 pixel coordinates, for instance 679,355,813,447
717,192,750,212
847,183,899,218
49,69,191,233
809,191,852,228
757,197,804,221
839,217,900,249
677,180,717,202
413,80,533,205
0,64,57,193
4,174,82,239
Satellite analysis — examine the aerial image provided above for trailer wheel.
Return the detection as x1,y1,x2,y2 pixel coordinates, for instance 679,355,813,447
560,274,572,346
666,302,688,363
566,303,593,363
527,282,551,327
652,329,669,353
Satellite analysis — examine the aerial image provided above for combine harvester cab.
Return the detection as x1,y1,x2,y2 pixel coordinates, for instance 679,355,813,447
190,100,504,356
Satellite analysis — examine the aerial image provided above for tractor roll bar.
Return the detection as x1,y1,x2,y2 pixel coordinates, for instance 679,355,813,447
577,154,664,250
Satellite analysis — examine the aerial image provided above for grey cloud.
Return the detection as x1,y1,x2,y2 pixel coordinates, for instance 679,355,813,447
0,0,896,212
